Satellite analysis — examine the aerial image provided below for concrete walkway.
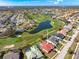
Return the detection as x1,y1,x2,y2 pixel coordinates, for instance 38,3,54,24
55,30,79,59
59,41,65,45
63,39,68,42
3,44,15,49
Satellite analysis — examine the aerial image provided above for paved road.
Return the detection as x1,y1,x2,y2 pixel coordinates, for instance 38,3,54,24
71,13,79,18
74,48,79,59
54,12,79,59
55,30,79,59
74,36,79,59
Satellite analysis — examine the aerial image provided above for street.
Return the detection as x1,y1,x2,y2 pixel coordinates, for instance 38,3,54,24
55,30,79,59
74,46,79,59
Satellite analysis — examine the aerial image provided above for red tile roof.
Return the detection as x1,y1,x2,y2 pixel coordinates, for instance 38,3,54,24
39,41,54,53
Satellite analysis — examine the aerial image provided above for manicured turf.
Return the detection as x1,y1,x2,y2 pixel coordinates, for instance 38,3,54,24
0,30,46,49
0,15,65,51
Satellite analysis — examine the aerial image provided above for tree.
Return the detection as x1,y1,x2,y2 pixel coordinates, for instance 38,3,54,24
68,48,74,54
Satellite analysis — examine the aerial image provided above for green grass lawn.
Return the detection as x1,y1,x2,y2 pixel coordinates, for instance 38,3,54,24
65,36,70,40
0,15,65,52
24,14,52,24
0,30,46,50
62,40,66,44
0,27,57,51
56,43,62,50
68,30,73,36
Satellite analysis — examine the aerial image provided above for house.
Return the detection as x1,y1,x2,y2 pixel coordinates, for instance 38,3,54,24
25,45,44,59
15,28,24,35
0,23,5,28
64,24,73,31
3,49,20,59
23,21,35,30
39,41,54,53
57,29,68,36
53,33,65,39
64,20,71,24
46,36,59,45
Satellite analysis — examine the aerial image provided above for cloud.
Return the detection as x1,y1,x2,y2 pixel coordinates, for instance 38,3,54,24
54,2,59,4
0,1,27,6
57,0,63,2
0,0,64,6
0,0,29,6
54,0,63,5
0,2,12,6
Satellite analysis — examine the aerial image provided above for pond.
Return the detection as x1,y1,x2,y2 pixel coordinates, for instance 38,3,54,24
30,20,52,34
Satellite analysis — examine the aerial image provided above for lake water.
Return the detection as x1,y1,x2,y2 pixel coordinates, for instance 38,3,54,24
30,20,52,34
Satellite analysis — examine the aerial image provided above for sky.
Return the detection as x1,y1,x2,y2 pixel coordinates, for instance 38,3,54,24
0,0,79,6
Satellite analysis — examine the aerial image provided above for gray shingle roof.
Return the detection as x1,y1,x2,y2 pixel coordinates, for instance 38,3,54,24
3,51,20,59
53,33,65,39
46,36,59,45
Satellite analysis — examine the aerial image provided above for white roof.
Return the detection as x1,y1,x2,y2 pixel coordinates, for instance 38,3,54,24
25,45,44,59
64,24,72,30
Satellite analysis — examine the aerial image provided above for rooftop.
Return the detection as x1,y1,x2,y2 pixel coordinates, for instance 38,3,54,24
39,41,54,53
25,45,44,59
